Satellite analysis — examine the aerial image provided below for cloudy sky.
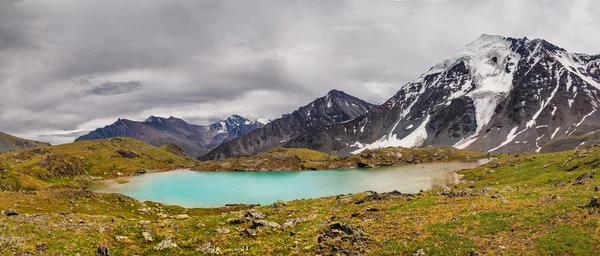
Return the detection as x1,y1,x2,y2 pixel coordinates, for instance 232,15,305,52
1,0,599,144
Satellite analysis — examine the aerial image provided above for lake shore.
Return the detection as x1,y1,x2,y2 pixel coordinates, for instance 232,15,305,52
193,146,488,172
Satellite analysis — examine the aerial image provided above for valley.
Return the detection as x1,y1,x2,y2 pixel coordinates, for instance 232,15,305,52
2,34,600,256
1,138,599,255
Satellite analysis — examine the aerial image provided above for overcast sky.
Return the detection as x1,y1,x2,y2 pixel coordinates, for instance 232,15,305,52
1,0,599,144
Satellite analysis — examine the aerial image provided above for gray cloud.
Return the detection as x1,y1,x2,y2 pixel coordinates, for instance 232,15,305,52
83,81,143,96
1,0,599,143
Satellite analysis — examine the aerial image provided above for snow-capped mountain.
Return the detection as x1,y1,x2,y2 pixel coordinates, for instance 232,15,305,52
284,35,600,155
200,90,376,160
75,115,264,158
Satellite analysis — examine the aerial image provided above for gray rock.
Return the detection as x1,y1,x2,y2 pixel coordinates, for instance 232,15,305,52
282,218,307,228
227,217,252,225
413,248,426,256
241,228,257,237
251,219,281,229
216,228,230,234
244,210,266,219
174,214,189,219
5,209,18,216
96,246,111,256
198,241,222,255
154,238,178,250
142,232,153,242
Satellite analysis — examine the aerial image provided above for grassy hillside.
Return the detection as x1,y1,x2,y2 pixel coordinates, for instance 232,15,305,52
0,131,51,154
194,146,487,171
0,137,197,191
1,143,600,255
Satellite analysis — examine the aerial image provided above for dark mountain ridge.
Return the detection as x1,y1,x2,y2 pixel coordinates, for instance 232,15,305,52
76,115,264,158
200,90,376,160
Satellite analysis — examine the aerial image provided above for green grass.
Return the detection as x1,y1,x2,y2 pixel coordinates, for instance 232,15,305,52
0,137,196,191
2,142,600,254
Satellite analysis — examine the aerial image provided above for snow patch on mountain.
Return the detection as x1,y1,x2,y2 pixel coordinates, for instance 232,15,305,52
353,116,430,154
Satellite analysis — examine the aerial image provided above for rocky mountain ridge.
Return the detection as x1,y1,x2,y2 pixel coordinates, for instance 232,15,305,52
200,90,376,160
284,35,600,155
76,115,264,158
0,132,51,154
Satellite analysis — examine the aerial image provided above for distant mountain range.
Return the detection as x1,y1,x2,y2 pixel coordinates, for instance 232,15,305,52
75,115,264,158
0,132,51,154
284,35,600,155
75,35,600,159
200,90,376,160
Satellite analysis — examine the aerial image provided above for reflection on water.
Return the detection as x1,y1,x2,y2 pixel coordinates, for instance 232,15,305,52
89,160,489,208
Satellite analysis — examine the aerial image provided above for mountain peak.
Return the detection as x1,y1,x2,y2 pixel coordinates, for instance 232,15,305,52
145,115,162,123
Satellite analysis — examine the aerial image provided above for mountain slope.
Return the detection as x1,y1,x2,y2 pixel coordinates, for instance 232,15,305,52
75,115,264,158
0,137,196,191
200,90,376,160
0,132,51,154
285,35,600,155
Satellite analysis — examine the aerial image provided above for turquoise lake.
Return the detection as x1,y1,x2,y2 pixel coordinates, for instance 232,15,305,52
89,160,488,208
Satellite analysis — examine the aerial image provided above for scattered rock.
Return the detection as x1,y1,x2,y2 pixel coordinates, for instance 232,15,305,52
241,228,257,237
586,196,600,213
469,251,480,256
271,200,286,209
574,172,595,185
117,149,138,158
142,232,153,242
154,238,178,250
482,186,494,194
244,210,266,219
364,207,380,212
196,222,206,228
413,248,426,256
491,163,501,169
198,241,222,255
554,182,567,187
235,245,249,253
227,217,252,225
36,244,48,253
251,219,281,229
139,220,151,226
114,235,128,242
174,214,189,219
4,209,18,216
96,246,111,256
216,228,230,234
282,218,308,228
317,222,370,254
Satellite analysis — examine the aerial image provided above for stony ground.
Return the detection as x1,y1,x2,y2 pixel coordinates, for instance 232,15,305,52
1,142,600,255
193,146,486,172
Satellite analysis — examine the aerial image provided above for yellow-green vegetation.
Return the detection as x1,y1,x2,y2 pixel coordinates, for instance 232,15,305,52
2,143,600,255
194,146,486,171
116,179,130,184
0,137,196,191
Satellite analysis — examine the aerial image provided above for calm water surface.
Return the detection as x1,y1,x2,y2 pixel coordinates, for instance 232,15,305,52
89,160,488,208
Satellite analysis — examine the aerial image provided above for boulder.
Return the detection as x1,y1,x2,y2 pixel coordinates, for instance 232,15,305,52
5,209,18,216
142,232,153,242
96,246,111,256
244,210,265,219
198,241,222,255
250,220,281,229
154,238,178,250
